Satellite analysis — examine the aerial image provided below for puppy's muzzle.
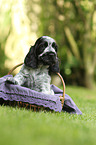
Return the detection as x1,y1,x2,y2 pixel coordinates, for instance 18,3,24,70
39,52,57,65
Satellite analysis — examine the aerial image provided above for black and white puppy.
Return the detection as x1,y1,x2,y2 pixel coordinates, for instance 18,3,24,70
7,36,60,95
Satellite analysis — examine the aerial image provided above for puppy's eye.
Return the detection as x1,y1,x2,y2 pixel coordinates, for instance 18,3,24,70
44,42,48,48
52,42,57,51
39,42,48,48
38,42,48,54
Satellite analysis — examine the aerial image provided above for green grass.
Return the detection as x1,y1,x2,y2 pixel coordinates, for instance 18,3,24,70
0,86,96,145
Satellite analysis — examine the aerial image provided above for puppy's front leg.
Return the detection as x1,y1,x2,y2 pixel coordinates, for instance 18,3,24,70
6,72,26,86
6,77,18,85
40,83,54,95
41,87,54,95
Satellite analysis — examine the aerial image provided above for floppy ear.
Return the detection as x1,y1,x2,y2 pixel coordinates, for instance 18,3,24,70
49,60,60,73
24,46,37,68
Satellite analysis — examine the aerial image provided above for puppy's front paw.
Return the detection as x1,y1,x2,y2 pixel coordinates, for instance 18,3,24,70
6,77,18,85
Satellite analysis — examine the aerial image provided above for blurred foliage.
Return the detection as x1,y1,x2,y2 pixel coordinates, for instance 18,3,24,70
39,0,96,88
0,0,38,76
0,0,96,88
0,0,11,75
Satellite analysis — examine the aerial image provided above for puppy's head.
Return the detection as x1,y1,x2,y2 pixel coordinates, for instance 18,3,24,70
24,36,60,72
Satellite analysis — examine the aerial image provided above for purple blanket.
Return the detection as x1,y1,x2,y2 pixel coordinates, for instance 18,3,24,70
0,75,82,114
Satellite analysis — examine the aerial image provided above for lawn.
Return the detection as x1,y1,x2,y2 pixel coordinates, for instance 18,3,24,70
0,86,96,145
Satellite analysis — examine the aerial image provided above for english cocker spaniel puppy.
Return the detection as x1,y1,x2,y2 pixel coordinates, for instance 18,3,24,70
7,36,60,95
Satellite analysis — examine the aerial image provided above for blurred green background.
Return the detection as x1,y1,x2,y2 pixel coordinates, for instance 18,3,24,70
0,0,96,88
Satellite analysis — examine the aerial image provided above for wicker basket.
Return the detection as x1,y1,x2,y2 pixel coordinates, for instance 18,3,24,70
7,63,65,111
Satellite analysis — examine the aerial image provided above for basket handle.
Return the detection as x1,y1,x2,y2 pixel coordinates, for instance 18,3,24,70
56,72,65,108
8,63,65,108
8,63,24,75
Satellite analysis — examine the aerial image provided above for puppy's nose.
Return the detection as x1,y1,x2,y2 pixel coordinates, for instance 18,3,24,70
49,52,55,56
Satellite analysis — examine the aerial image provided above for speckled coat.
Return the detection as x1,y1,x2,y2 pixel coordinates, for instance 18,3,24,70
6,64,54,95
